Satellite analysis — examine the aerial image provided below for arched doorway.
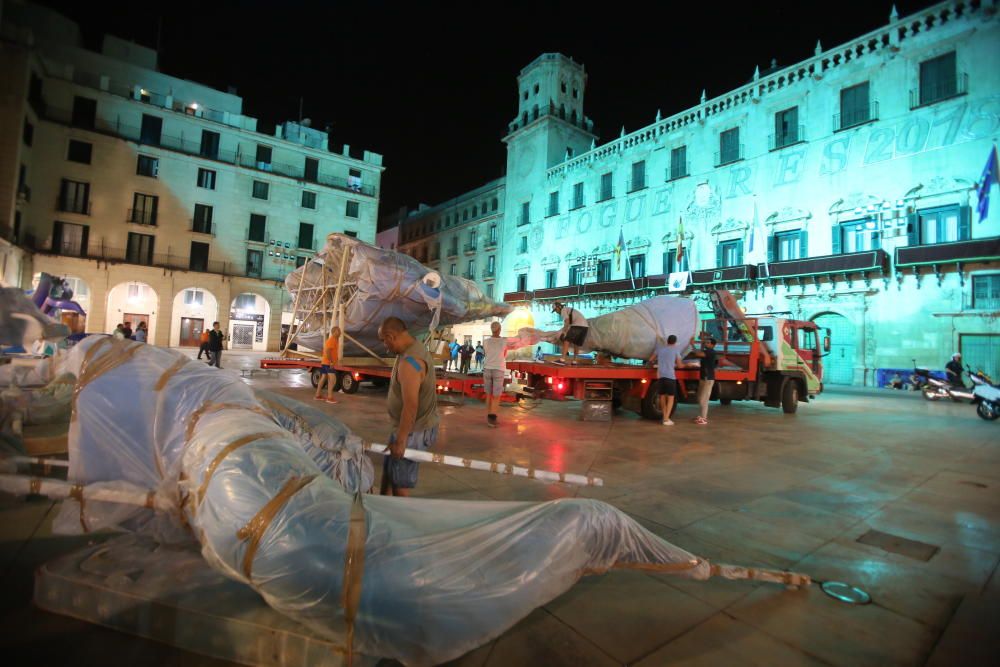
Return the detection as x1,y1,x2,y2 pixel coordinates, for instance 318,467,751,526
813,312,856,385
230,292,271,351
171,287,219,347
107,281,158,340
31,273,91,333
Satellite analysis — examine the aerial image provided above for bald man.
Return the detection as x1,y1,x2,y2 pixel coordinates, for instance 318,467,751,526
377,317,440,496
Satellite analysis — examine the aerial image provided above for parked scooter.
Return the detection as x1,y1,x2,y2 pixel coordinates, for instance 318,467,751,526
913,359,977,402
970,367,999,421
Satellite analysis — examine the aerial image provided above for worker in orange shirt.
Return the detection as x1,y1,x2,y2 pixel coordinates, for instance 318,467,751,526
314,326,342,403
197,328,211,361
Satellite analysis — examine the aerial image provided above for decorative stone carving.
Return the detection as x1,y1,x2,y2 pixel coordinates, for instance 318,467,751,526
764,207,813,226
529,223,544,251
592,243,614,257
684,183,722,227
512,258,531,271
828,193,881,215
540,255,561,266
626,237,651,250
710,217,749,236
906,177,973,200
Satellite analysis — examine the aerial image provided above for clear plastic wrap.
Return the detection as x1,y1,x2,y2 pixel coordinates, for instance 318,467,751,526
520,295,699,360
286,234,511,354
50,336,721,665
0,286,70,347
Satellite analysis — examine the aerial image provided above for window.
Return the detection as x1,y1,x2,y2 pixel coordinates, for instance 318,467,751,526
839,82,872,129
67,139,92,164
488,224,498,245
833,220,880,254
572,182,584,209
547,191,559,217
717,240,744,267
972,274,1000,310
58,179,89,214
252,180,269,200
249,214,266,242
127,284,146,300
136,155,158,178
298,222,314,250
629,254,646,278
256,145,272,167
234,293,256,310
52,221,88,257
487,255,496,275
184,289,204,306
797,327,817,351
302,191,317,209
669,146,688,180
71,96,97,129
197,168,216,189
663,248,688,274
919,51,958,106
465,262,475,279
597,259,611,282
519,202,530,226
23,120,33,146
517,273,528,291
569,264,583,286
599,172,613,201
913,205,968,245
629,161,646,192
450,263,457,276
486,284,494,299
774,230,807,261
126,232,155,265
296,256,307,268
348,169,363,192
773,107,799,149
193,204,213,234
519,235,528,254
492,198,498,211
190,241,210,272
304,157,319,182
246,249,263,277
130,193,158,225
718,128,741,165
344,230,357,238
140,114,162,145
545,269,557,289
200,130,220,159
346,201,360,218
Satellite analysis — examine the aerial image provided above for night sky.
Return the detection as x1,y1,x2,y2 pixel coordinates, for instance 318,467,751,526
37,0,940,227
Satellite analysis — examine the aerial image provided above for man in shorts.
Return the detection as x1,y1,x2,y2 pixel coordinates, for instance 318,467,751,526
553,302,589,364
378,317,440,496
649,334,685,426
482,321,517,427
314,326,341,403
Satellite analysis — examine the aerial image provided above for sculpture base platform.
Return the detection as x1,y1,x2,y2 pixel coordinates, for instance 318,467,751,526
33,534,374,666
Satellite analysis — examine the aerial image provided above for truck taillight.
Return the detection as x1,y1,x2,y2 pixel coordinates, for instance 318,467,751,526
546,376,553,384
354,373,361,380
641,379,647,384
557,382,564,390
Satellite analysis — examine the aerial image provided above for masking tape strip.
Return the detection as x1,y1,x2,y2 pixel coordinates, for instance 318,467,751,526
186,402,275,442
236,475,316,581
69,483,88,533
154,355,188,391
197,431,286,505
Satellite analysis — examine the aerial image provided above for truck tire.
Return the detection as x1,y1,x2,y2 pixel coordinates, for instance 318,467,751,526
340,372,360,394
331,372,343,393
310,368,321,388
641,384,662,420
781,379,799,414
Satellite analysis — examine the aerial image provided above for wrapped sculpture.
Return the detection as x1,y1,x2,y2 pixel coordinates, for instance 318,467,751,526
30,337,807,665
284,233,511,355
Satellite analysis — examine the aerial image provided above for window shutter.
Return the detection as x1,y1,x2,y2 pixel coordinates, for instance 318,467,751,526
766,235,776,263
799,230,808,258
80,225,89,257
831,225,842,254
715,243,723,268
52,222,63,253
870,231,881,250
736,239,744,265
958,205,971,240
906,213,919,246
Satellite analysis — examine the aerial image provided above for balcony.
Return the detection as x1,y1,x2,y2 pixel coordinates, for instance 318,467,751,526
190,220,216,236
546,206,559,218
517,215,530,227
503,290,533,303
39,107,378,198
57,198,91,215
666,162,690,182
596,188,613,203
446,246,459,259
626,177,647,193
463,242,477,255
462,269,476,280
570,198,585,211
760,249,890,281
834,101,879,132
533,285,582,300
895,237,1000,268
910,73,968,109
482,268,496,281
714,145,744,167
297,237,314,251
484,237,498,250
127,208,157,226
769,125,805,151
583,278,647,295
691,264,757,286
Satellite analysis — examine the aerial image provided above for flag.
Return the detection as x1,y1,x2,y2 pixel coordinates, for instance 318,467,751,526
748,196,769,277
978,144,999,223
676,218,685,265
614,228,625,270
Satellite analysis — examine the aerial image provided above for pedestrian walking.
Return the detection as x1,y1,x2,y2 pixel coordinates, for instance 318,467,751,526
207,321,225,368
474,342,485,371
314,326,342,403
377,317,439,497
482,321,517,427
649,334,685,426
459,341,474,375
689,336,732,425
197,328,210,360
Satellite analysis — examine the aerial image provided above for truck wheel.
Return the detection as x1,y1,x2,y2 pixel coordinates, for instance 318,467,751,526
720,398,732,406
641,384,662,420
310,368,321,388
340,372,360,394
331,372,343,393
781,379,799,414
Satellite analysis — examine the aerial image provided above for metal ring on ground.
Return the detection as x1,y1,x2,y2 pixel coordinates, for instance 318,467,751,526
821,581,871,604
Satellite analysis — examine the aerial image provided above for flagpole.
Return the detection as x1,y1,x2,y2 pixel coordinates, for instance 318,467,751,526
623,227,636,292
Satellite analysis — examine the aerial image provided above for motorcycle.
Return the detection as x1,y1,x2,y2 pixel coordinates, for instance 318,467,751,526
913,359,977,403
970,368,999,421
